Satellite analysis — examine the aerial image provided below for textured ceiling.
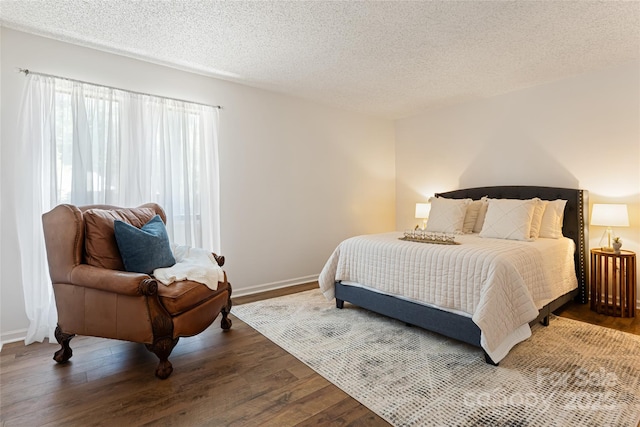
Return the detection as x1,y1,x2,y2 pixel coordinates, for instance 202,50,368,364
1,1,639,119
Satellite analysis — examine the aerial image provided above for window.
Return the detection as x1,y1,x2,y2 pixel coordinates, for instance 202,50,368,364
17,72,221,344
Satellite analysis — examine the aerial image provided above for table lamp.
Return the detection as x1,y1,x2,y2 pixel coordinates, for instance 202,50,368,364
415,203,431,230
590,203,629,252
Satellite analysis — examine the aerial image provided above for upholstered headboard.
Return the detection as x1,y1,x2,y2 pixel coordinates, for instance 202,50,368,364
435,186,589,303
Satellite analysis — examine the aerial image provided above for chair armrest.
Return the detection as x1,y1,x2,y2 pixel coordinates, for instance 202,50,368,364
69,264,150,296
212,253,225,267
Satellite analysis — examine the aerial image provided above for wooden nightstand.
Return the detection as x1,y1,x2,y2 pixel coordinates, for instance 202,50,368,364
590,249,636,317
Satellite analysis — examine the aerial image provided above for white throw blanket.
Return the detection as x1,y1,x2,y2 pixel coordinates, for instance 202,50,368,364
154,244,225,290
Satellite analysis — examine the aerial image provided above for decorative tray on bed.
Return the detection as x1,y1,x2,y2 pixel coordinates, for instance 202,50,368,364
400,231,460,245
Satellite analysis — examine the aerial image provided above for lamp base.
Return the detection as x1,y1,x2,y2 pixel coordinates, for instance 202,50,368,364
601,246,614,253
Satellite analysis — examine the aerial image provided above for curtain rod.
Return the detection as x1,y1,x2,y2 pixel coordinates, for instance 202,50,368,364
18,68,222,110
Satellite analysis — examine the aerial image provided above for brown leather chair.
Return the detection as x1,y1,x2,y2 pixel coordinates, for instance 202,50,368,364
42,203,232,379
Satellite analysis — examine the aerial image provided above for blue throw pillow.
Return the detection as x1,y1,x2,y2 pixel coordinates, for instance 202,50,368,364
113,215,176,274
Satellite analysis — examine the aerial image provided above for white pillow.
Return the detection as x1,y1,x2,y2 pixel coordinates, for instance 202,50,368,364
426,197,472,234
479,198,537,241
472,197,489,233
530,198,547,239
539,199,567,238
462,200,483,234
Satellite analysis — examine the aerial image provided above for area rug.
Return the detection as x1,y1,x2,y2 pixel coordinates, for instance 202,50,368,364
233,289,640,427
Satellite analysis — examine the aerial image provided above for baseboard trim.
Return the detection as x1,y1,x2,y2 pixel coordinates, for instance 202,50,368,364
1,328,28,349
232,275,319,298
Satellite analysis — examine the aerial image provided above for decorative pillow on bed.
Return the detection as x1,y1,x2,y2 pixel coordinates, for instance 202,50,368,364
538,199,567,238
472,197,489,233
529,198,547,239
479,198,537,241
114,215,176,274
462,199,484,234
426,197,472,233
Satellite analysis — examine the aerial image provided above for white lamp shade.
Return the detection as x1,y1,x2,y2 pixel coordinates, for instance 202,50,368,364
415,203,431,219
591,204,629,227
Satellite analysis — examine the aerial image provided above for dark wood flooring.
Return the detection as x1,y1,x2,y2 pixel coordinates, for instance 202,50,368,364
1,282,638,426
554,299,640,335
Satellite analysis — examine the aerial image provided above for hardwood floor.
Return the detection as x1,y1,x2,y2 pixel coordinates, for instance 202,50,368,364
554,300,640,336
1,282,638,426
0,282,387,427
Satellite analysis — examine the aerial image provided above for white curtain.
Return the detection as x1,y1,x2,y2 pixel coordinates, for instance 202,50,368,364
17,73,221,344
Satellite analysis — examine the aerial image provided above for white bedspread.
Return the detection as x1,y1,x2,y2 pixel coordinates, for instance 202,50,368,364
318,232,577,363
154,244,225,290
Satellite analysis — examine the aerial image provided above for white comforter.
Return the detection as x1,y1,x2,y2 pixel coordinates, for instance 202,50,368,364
318,232,577,363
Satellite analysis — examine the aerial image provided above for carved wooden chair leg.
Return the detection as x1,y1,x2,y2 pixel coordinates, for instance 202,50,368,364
53,324,75,363
221,307,233,330
220,282,233,330
146,337,179,379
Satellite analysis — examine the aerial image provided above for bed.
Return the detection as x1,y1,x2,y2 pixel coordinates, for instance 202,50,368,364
318,186,588,364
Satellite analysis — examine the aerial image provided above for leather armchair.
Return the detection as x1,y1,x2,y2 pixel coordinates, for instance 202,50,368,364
42,203,232,379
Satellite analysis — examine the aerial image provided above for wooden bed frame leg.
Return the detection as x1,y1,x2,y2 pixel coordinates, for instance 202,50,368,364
53,324,75,363
336,299,344,309
541,315,550,327
484,351,499,366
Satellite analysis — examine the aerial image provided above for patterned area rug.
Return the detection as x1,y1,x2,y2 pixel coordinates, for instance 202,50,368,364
233,289,640,427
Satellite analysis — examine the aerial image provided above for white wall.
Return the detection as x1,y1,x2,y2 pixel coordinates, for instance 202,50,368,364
395,62,640,307
0,28,397,343
3,27,638,345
